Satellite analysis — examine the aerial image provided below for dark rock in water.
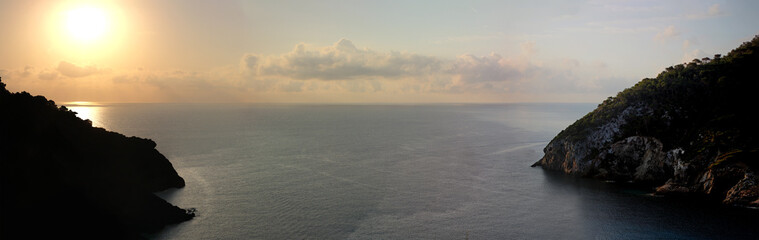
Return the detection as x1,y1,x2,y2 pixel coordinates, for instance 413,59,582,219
532,35,759,208
0,78,194,239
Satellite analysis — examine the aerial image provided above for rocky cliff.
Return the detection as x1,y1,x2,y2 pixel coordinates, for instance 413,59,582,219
0,79,194,238
532,36,759,208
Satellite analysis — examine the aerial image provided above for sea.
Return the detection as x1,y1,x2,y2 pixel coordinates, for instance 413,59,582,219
66,103,759,239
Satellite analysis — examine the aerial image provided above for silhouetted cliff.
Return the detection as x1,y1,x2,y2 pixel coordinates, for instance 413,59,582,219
533,36,759,207
0,79,194,239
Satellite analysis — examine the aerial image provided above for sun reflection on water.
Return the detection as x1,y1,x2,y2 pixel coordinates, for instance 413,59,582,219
67,105,104,128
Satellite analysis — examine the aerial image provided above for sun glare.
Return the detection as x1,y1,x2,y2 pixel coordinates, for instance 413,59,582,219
66,6,108,42
52,2,127,59
67,106,103,127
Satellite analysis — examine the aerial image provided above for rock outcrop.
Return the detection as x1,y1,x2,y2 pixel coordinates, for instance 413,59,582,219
532,36,759,208
0,79,194,239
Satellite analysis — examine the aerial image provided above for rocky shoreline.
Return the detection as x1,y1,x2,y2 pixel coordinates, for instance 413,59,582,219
532,36,759,208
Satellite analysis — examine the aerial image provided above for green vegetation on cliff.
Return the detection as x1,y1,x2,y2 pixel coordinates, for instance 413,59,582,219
536,35,759,207
559,35,759,163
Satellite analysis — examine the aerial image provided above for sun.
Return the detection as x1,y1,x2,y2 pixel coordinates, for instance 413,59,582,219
65,6,109,42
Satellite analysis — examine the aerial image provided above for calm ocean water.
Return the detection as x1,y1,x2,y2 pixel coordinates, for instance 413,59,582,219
67,103,759,239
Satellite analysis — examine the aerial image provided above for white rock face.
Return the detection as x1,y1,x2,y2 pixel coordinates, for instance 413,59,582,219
587,105,652,150
668,148,687,179
534,104,654,176
533,99,759,207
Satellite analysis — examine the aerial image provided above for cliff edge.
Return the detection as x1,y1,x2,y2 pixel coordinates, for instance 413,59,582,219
0,79,194,238
532,36,759,208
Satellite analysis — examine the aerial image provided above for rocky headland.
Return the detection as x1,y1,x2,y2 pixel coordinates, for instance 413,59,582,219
532,36,759,208
0,79,194,238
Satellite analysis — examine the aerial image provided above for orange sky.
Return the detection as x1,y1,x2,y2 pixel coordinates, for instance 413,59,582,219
1,0,756,103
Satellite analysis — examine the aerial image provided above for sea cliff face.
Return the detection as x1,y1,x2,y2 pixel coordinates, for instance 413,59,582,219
532,36,759,208
0,79,194,238
534,103,652,175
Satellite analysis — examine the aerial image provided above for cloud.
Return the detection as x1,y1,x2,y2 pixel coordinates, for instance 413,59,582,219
108,67,245,102
38,70,60,80
682,49,705,63
241,39,442,81
450,53,524,83
521,41,537,56
238,39,593,95
708,4,722,16
20,66,34,77
236,39,625,97
687,3,725,19
56,61,106,78
0,66,59,81
278,81,304,92
2,39,626,102
681,38,706,63
654,25,680,42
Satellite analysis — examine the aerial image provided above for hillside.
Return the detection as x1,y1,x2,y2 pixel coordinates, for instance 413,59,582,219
0,79,194,238
532,35,759,207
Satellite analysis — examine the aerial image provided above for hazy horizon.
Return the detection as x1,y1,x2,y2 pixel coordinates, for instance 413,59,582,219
59,101,600,105
1,0,757,103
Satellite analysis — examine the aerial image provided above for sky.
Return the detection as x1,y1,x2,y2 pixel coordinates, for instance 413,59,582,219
0,0,757,103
